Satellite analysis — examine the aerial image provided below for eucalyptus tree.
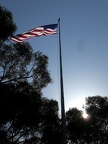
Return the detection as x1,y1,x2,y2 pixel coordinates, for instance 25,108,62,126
0,82,42,144
66,96,108,144
66,108,87,144
0,42,52,92
39,98,61,144
0,4,53,144
0,4,52,91
84,96,108,143
0,4,17,43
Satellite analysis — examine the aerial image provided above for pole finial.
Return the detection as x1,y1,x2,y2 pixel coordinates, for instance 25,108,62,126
58,18,60,22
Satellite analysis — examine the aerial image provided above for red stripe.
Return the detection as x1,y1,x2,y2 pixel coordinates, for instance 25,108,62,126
11,25,57,42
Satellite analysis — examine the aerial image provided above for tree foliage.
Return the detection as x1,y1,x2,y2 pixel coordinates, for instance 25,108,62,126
84,96,108,143
66,96,108,144
39,98,61,144
0,4,59,144
0,4,52,91
66,108,86,144
0,5,17,42
0,42,51,91
0,82,42,144
0,83,61,144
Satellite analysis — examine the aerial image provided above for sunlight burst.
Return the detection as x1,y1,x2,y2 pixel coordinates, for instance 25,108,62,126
82,112,88,119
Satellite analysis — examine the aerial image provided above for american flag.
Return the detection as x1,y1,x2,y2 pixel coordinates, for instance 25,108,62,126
11,24,58,43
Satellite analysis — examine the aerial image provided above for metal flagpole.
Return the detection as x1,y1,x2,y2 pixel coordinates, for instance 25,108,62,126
58,18,67,144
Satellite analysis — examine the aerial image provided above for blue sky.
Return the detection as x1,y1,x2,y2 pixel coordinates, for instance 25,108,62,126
1,0,108,112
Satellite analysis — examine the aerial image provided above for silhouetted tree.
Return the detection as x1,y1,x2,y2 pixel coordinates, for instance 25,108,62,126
21,98,62,144
0,42,52,92
0,4,53,144
0,82,42,144
0,4,52,91
39,98,61,144
84,96,108,143
0,5,17,43
66,108,87,144
66,96,108,144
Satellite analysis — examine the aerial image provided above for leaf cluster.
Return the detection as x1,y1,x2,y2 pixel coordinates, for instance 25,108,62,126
0,82,61,144
0,5,17,42
66,96,108,144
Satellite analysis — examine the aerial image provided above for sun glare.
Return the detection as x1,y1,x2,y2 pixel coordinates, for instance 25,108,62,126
82,112,88,119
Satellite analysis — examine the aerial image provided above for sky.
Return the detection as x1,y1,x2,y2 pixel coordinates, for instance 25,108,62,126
1,0,108,112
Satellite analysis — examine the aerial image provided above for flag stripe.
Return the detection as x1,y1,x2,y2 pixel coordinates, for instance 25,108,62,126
11,24,58,42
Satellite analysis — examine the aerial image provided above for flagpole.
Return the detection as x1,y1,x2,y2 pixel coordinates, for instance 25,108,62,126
58,18,67,144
